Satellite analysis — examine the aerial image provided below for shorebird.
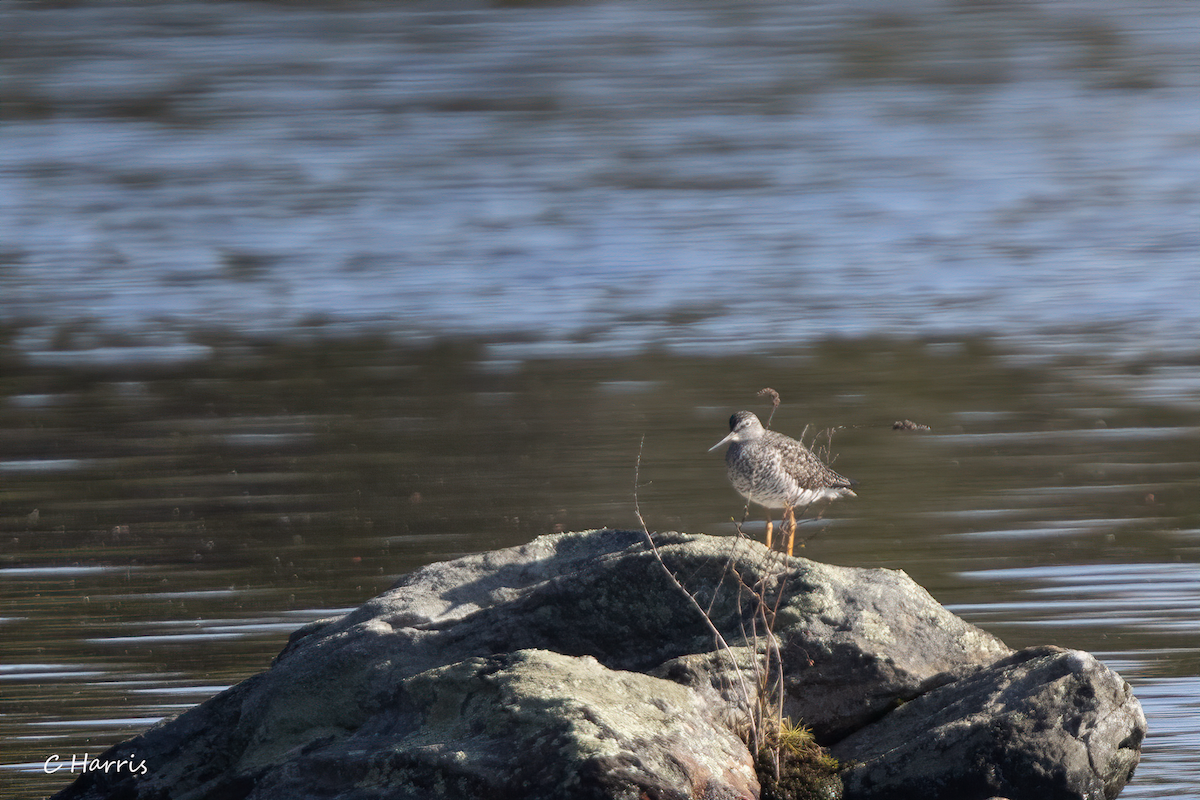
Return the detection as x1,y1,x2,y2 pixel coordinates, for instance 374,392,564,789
709,410,857,554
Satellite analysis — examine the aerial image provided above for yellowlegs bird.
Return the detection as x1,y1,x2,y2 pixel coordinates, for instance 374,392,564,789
709,410,857,554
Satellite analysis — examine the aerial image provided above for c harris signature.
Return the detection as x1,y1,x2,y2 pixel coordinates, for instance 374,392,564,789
44,753,148,776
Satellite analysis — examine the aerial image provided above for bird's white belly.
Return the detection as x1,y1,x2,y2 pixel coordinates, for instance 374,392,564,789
734,484,841,510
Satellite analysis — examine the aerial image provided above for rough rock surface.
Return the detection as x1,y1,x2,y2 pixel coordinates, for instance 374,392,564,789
51,529,1145,800
172,648,759,800
832,645,1146,800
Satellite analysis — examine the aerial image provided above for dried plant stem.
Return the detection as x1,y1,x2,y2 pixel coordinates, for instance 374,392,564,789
758,387,781,429
633,436,761,749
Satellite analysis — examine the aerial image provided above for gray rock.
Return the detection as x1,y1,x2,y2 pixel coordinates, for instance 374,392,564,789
208,648,758,800
832,645,1146,800
769,556,1011,740
50,529,1143,800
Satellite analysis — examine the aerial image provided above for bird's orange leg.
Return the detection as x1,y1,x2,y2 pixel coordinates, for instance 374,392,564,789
784,505,797,556
793,503,820,549
764,512,774,551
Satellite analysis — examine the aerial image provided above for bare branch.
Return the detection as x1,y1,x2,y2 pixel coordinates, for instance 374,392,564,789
634,436,758,743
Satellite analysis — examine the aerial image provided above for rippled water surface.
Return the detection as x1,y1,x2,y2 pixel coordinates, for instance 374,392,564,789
3,0,1199,797
2,337,1197,798
4,0,1198,353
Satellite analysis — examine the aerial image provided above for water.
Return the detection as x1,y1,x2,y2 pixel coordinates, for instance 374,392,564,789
1,337,1196,798
2,1,1198,798
3,0,1197,356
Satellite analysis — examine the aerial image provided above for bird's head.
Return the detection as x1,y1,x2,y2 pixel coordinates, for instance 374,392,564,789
708,410,766,451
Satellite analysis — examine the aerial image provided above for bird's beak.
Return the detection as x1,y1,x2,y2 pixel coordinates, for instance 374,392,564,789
708,431,735,452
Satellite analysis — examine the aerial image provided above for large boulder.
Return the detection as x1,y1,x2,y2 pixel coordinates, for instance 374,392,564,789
52,529,1144,800
171,648,760,800
832,645,1145,800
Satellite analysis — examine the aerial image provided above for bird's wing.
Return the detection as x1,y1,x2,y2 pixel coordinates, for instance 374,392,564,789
783,439,854,490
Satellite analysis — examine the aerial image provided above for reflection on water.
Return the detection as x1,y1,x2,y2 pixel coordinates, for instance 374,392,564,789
1,334,1197,798
1119,673,1200,800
